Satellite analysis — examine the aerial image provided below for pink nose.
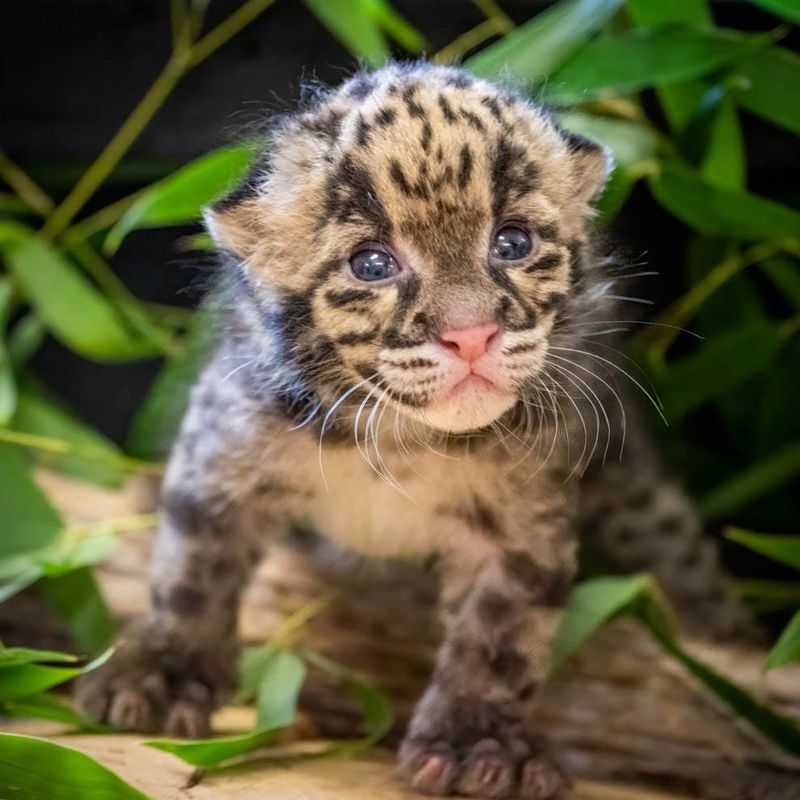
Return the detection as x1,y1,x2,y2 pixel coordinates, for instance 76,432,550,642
438,322,499,363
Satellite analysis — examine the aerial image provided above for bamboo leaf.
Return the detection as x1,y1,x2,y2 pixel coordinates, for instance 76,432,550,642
549,574,651,671
649,161,800,241
13,383,125,487
545,28,764,105
737,46,800,137
466,0,624,82
658,321,784,419
147,646,305,768
726,528,800,571
700,442,800,518
253,648,306,730
749,0,800,24
0,343,15,424
0,692,91,727
556,112,658,168
126,304,216,459
0,222,157,361
105,143,255,254
0,647,78,667
0,733,152,800
39,568,116,654
0,443,62,559
304,0,389,66
361,0,425,51
625,0,712,128
145,729,279,769
764,610,800,672
553,575,800,755
760,256,800,310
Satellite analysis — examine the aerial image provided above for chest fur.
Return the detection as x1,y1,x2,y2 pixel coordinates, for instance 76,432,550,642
298,440,511,558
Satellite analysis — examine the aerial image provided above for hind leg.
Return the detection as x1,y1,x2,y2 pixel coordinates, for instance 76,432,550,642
579,423,760,642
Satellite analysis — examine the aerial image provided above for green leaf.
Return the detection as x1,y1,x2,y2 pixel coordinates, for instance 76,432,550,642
700,442,800,518
39,568,116,654
7,314,45,367
550,574,651,671
737,46,800,137
545,28,763,105
147,647,304,768
0,520,118,608
126,304,216,459
1,692,92,727
760,256,800,310
648,161,800,241
13,383,124,487
626,0,712,27
304,0,389,66
105,143,255,254
0,733,152,800
360,0,425,51
302,648,394,746
466,0,624,82
0,662,83,701
647,618,800,755
0,343,16,424
555,113,658,168
0,443,62,559
145,729,279,768
625,0,714,129
726,528,800,571
0,222,157,361
341,676,394,743
253,648,306,730
679,87,745,189
749,0,800,24
764,610,800,672
552,575,800,756
0,646,77,667
659,321,783,419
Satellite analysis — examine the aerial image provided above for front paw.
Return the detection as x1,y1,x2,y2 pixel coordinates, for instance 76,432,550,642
74,625,233,737
400,734,567,799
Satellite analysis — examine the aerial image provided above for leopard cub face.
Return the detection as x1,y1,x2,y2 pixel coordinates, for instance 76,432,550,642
208,62,611,433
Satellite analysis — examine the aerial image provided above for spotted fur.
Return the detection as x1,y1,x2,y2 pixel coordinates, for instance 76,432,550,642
75,63,756,797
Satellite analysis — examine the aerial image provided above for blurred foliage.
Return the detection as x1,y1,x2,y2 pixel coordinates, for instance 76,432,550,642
1,0,799,789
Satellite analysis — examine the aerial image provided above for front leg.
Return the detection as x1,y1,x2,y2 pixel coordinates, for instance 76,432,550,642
75,361,290,736
401,494,576,799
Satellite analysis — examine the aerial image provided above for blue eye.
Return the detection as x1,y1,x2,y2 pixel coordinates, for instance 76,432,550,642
491,225,533,261
350,248,400,282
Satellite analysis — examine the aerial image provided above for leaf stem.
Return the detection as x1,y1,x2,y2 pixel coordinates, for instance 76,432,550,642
434,18,507,64
42,0,278,240
470,0,515,32
0,149,54,217
639,241,783,356
0,426,164,476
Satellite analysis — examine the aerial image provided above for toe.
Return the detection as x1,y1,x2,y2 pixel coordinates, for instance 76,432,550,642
165,700,211,739
411,751,459,796
519,757,568,800
107,688,157,732
457,755,515,798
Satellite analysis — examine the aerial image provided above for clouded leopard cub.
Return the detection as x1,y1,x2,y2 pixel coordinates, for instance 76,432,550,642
76,63,755,798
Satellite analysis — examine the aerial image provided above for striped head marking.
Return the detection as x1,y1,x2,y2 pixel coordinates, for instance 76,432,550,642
207,63,611,433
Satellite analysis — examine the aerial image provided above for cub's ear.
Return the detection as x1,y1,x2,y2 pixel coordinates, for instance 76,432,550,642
204,156,270,259
563,131,614,205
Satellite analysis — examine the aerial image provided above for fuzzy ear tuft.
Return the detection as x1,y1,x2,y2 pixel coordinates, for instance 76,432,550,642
204,154,271,258
204,197,264,260
563,131,614,205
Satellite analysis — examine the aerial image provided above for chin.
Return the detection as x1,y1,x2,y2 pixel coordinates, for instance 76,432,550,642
410,378,518,433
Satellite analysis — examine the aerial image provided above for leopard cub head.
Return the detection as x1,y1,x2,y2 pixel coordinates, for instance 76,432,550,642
207,62,611,433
